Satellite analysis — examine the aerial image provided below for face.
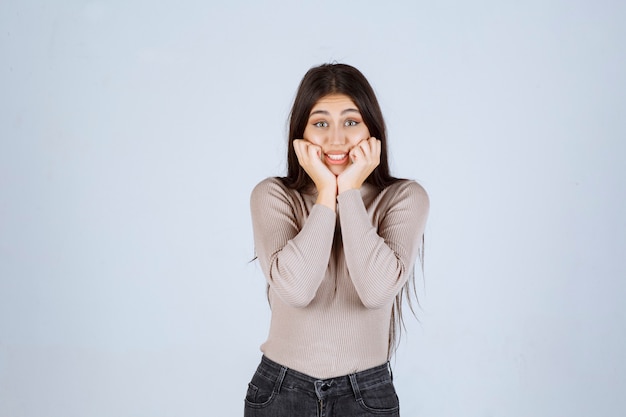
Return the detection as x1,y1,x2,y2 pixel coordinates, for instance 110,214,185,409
303,93,371,175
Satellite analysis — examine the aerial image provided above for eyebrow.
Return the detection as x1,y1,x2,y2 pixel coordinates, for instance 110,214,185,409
309,108,361,117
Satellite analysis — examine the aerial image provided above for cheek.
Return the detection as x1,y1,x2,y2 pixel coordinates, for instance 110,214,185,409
303,128,323,145
348,126,371,144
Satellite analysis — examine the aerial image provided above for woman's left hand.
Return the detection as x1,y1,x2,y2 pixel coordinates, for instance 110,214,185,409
337,137,381,194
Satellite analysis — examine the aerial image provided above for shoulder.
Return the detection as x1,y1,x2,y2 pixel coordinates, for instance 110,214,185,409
389,179,428,196
373,179,430,218
251,177,288,195
251,177,300,206
385,179,429,205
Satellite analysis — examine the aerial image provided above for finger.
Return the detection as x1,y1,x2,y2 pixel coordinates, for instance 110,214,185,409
370,137,381,161
349,144,365,163
293,139,312,150
359,139,373,159
293,140,306,160
352,138,372,161
294,139,313,154
362,137,380,162
294,140,315,165
307,143,322,160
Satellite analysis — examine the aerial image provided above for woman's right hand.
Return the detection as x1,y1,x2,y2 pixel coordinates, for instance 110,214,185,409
293,139,337,210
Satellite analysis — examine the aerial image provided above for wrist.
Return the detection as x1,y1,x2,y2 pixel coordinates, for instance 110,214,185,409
337,180,361,195
315,185,337,211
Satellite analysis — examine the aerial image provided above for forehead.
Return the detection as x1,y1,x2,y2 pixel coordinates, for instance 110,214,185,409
310,94,358,112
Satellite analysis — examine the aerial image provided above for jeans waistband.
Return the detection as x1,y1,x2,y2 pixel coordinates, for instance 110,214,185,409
255,356,393,400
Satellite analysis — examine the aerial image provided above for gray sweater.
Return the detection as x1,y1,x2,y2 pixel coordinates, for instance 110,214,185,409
250,177,429,379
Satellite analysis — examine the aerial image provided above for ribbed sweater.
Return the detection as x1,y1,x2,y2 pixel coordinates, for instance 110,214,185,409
250,177,429,379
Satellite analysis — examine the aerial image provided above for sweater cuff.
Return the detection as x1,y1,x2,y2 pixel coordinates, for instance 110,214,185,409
309,202,337,225
337,188,366,213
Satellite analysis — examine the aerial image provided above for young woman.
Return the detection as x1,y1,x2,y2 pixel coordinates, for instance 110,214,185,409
245,63,429,417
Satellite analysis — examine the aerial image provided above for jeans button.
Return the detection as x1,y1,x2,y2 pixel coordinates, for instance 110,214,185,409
321,383,330,391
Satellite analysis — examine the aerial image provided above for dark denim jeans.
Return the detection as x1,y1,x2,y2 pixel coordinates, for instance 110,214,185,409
244,356,400,417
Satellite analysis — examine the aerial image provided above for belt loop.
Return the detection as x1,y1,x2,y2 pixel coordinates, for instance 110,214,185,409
387,362,394,382
348,373,362,401
275,366,287,394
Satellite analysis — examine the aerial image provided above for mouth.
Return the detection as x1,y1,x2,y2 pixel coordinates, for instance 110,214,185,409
325,152,349,165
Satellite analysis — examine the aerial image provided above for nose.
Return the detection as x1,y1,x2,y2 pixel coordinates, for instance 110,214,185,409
328,125,346,145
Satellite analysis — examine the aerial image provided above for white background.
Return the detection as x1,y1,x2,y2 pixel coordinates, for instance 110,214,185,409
1,1,625,416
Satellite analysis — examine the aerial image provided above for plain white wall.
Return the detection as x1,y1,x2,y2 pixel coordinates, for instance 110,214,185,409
1,1,625,416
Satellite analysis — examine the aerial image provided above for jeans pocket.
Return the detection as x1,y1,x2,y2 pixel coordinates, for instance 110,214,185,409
244,371,278,409
357,380,400,414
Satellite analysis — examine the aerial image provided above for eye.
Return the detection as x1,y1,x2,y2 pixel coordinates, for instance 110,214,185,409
314,121,328,128
345,120,359,127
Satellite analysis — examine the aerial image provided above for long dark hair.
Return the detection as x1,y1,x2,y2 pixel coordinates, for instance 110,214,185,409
280,63,422,356
282,63,398,191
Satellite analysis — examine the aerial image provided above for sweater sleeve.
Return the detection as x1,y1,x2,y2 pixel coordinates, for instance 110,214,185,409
337,180,430,309
250,178,336,308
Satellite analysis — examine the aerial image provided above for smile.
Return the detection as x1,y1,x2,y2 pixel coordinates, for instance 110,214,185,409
325,153,349,165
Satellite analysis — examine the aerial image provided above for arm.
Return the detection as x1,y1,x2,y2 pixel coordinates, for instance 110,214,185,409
250,179,336,308
338,181,429,309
